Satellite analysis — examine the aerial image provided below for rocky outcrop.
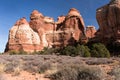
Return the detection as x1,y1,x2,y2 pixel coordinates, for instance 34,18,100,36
55,8,86,46
5,18,41,52
63,8,86,45
56,15,65,24
5,8,93,53
96,0,120,45
29,10,54,48
86,26,96,39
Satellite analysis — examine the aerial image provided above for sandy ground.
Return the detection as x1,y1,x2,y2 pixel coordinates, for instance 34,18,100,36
0,71,50,80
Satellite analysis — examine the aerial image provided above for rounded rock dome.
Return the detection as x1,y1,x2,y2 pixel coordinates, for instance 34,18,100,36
68,8,81,16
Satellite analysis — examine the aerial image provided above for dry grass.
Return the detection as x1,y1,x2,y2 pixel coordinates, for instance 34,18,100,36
0,55,119,80
0,63,6,73
12,66,21,76
85,58,114,65
48,64,106,80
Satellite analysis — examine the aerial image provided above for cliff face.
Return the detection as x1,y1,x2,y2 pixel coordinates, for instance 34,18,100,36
5,8,95,52
86,26,96,39
96,0,120,45
5,18,41,52
55,8,87,46
29,10,54,48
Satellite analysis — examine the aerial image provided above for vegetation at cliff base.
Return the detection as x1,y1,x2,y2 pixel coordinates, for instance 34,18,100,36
89,43,110,58
40,43,110,57
9,50,28,55
60,45,91,57
8,43,111,58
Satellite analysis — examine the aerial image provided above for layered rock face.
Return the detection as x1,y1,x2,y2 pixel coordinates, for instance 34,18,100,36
86,26,96,39
55,8,86,46
5,18,41,52
29,10,54,48
96,0,120,45
5,8,93,52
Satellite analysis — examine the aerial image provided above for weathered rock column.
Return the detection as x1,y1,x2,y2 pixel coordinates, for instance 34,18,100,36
96,0,120,45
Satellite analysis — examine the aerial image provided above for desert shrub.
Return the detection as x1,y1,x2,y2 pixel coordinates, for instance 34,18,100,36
22,63,37,73
86,58,114,65
12,66,21,76
19,50,28,55
38,62,51,73
9,50,27,55
4,62,19,73
34,47,56,55
76,44,91,57
59,45,91,57
50,66,78,80
49,64,105,80
60,46,78,56
110,67,120,80
4,62,21,76
90,43,110,58
9,50,19,55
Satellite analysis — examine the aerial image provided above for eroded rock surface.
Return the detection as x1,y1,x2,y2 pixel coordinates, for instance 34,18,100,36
5,8,94,52
5,18,41,52
55,8,86,46
96,0,120,45
86,26,96,39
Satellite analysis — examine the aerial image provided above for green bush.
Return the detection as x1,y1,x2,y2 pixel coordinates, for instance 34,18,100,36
34,47,56,55
19,50,28,55
9,50,19,55
32,43,110,58
9,50,27,55
60,46,78,56
59,45,91,57
76,45,91,57
90,43,110,58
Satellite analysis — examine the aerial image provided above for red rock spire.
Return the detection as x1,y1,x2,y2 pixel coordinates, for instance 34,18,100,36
14,17,28,26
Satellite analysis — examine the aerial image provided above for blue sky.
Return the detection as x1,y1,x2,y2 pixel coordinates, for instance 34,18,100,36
0,0,110,52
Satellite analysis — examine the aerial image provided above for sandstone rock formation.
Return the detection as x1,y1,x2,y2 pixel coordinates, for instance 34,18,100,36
56,15,65,24
29,10,54,48
96,0,120,45
55,8,86,46
5,18,41,52
86,26,96,39
5,8,93,52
